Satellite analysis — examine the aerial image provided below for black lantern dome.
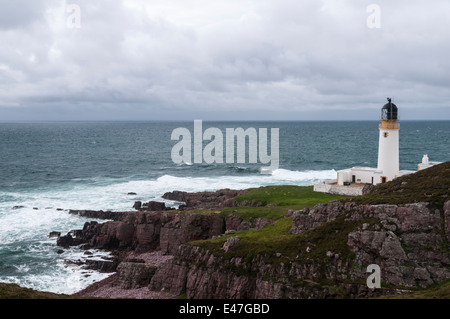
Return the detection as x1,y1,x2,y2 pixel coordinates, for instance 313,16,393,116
381,97,398,120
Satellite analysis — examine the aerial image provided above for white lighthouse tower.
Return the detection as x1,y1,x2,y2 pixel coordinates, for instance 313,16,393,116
377,97,400,183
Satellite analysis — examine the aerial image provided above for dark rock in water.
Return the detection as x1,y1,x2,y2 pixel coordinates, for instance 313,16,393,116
128,192,137,195
162,191,188,202
56,208,64,211
49,231,61,238
133,201,142,210
68,209,124,221
12,206,25,210
56,229,85,248
33,207,39,210
57,234,74,248
84,259,118,273
142,201,166,211
57,249,64,254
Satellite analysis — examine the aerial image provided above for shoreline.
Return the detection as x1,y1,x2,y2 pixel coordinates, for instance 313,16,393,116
73,250,176,299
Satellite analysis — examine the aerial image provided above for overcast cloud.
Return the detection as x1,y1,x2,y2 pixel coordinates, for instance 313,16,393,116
0,0,449,121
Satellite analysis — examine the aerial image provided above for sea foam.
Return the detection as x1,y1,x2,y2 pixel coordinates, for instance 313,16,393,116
0,168,335,293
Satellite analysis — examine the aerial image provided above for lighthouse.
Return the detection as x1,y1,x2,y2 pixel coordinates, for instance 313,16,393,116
377,97,399,183
313,97,441,196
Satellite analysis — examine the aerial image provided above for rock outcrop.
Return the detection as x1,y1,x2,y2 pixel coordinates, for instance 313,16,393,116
68,210,125,221
57,211,224,254
117,259,158,289
148,200,450,298
162,189,248,210
53,182,450,299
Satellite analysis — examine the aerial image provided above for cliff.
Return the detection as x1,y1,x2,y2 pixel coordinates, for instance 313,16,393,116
150,200,448,299
52,162,449,299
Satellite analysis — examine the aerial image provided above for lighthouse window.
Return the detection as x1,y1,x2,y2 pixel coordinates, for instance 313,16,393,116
383,132,389,138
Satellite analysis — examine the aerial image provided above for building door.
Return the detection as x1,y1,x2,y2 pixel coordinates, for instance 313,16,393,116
381,176,387,183
352,175,356,183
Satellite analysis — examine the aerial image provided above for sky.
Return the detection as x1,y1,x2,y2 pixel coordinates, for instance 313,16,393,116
0,0,449,121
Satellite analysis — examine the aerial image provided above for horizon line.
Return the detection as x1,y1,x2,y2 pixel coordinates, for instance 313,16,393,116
0,119,449,123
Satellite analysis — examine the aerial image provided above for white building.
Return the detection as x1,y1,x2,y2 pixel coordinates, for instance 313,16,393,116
314,98,441,195
417,154,442,171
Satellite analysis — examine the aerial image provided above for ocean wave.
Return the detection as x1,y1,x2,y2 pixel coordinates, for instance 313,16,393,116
1,168,336,212
271,168,336,181
0,168,336,294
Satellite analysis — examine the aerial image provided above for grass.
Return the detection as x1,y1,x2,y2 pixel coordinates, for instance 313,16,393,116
233,185,343,207
5,163,448,299
349,161,449,208
187,164,450,296
381,280,450,299
190,213,378,269
188,185,354,265
0,283,72,299
181,185,344,221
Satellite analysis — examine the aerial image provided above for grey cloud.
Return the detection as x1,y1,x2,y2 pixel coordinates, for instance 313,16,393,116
0,0,449,120
0,0,44,29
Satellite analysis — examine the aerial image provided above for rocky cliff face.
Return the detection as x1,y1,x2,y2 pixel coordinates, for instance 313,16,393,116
148,200,450,299
58,211,225,254
290,201,450,288
162,189,249,210
55,187,450,299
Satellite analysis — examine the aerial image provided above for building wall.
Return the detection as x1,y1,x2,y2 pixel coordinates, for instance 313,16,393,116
351,169,375,184
338,168,379,185
337,169,351,185
313,183,364,196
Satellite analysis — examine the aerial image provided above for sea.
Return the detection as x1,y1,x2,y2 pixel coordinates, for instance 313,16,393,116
0,120,448,294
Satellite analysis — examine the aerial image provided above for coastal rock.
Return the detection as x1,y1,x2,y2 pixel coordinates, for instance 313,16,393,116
162,191,188,202
68,210,125,221
117,261,158,289
149,199,450,298
133,201,142,210
149,245,390,299
289,201,343,234
84,258,119,273
48,231,61,238
56,210,226,255
56,234,74,248
160,213,224,254
225,215,272,231
222,236,240,252
162,189,247,210
142,201,166,211
52,181,450,299
444,200,450,241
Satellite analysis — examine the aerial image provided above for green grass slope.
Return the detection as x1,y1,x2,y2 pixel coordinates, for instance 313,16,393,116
0,283,72,299
190,162,450,298
350,161,449,207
